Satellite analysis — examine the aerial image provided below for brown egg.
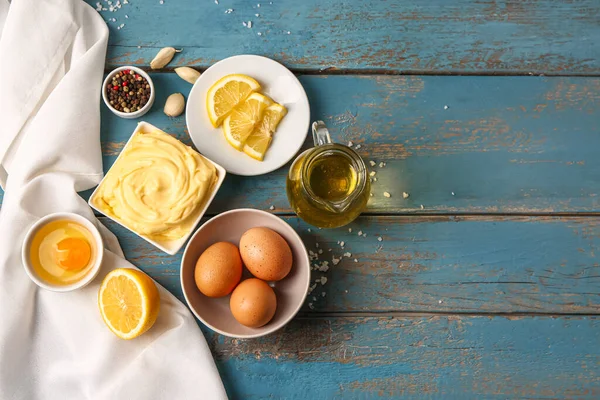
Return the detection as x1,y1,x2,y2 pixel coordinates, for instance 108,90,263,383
239,227,292,281
229,278,277,328
195,242,242,297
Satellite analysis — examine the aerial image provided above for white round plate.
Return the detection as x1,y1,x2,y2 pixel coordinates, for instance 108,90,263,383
186,55,310,176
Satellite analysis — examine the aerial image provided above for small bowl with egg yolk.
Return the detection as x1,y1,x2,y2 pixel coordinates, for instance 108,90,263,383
22,212,104,292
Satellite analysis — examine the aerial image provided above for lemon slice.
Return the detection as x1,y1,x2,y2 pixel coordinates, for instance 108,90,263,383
206,74,261,127
223,92,273,150
243,103,288,161
98,268,160,340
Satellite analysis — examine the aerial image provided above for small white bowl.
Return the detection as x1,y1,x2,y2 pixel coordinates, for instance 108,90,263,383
89,121,227,255
102,66,155,119
22,212,104,292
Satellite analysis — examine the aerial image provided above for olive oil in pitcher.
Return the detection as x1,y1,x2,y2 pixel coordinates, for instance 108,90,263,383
286,122,370,228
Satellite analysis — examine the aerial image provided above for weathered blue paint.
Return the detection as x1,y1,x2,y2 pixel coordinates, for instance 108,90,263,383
1,2,597,397
91,74,600,214
204,316,600,399
85,0,600,74
4,74,599,212
101,215,600,314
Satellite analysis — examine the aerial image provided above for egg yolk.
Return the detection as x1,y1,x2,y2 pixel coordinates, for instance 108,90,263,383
54,237,91,271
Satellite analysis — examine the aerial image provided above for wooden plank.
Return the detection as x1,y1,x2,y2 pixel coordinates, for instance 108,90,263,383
94,74,600,214
87,0,600,74
204,315,600,399
103,215,600,314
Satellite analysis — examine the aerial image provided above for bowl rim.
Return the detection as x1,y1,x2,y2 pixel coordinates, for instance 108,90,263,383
180,208,311,339
21,212,105,292
88,121,227,255
102,65,155,119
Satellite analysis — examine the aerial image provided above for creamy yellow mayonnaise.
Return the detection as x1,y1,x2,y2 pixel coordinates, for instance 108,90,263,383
93,128,217,241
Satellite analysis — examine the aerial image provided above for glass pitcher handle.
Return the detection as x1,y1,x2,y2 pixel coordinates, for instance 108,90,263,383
312,121,332,147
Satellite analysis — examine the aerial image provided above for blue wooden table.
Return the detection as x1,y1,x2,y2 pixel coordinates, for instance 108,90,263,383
42,0,600,397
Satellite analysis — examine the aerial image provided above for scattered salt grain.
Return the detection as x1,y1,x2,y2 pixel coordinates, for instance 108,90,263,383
369,171,376,177
312,296,317,301
355,144,362,149
343,252,352,257
348,228,352,233
451,192,455,196
315,243,319,248
357,230,363,236
247,21,252,28
215,0,218,3
332,257,340,266
373,177,377,182
125,14,128,18
370,193,373,197
318,249,323,254
362,233,367,237
255,13,260,17
308,303,314,309
345,290,348,293
322,292,326,297
348,141,354,147
242,21,247,27
269,205,275,210
369,160,376,167
402,192,409,199
377,236,383,242
444,105,449,110
383,191,391,198
257,3,260,7
287,31,291,35
379,162,385,168
320,277,328,285
307,228,311,232
257,32,262,36
439,300,443,304
354,259,358,263
421,204,424,209
340,241,345,247
159,0,163,4
225,8,233,13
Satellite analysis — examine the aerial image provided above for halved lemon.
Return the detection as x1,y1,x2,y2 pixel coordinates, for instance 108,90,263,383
243,103,288,161
206,74,261,127
98,268,160,340
223,92,273,150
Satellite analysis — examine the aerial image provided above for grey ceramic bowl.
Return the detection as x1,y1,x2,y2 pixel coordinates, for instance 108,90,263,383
181,209,310,338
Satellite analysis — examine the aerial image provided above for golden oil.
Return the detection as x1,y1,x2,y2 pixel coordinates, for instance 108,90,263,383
286,144,370,228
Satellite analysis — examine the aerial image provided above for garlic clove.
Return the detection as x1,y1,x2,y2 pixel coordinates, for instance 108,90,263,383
174,67,201,84
164,93,185,117
150,47,181,69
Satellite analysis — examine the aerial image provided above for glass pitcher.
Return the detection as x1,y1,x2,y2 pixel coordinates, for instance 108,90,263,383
286,121,370,228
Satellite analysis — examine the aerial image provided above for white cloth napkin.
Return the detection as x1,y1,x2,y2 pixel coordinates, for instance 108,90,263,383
0,1,228,399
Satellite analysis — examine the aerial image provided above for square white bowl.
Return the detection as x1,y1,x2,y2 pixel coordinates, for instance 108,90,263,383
89,121,226,255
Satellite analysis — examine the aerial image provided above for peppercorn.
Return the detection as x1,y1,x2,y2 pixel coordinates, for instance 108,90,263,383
106,69,151,113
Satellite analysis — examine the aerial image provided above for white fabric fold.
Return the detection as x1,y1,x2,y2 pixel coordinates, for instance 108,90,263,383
0,1,227,399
